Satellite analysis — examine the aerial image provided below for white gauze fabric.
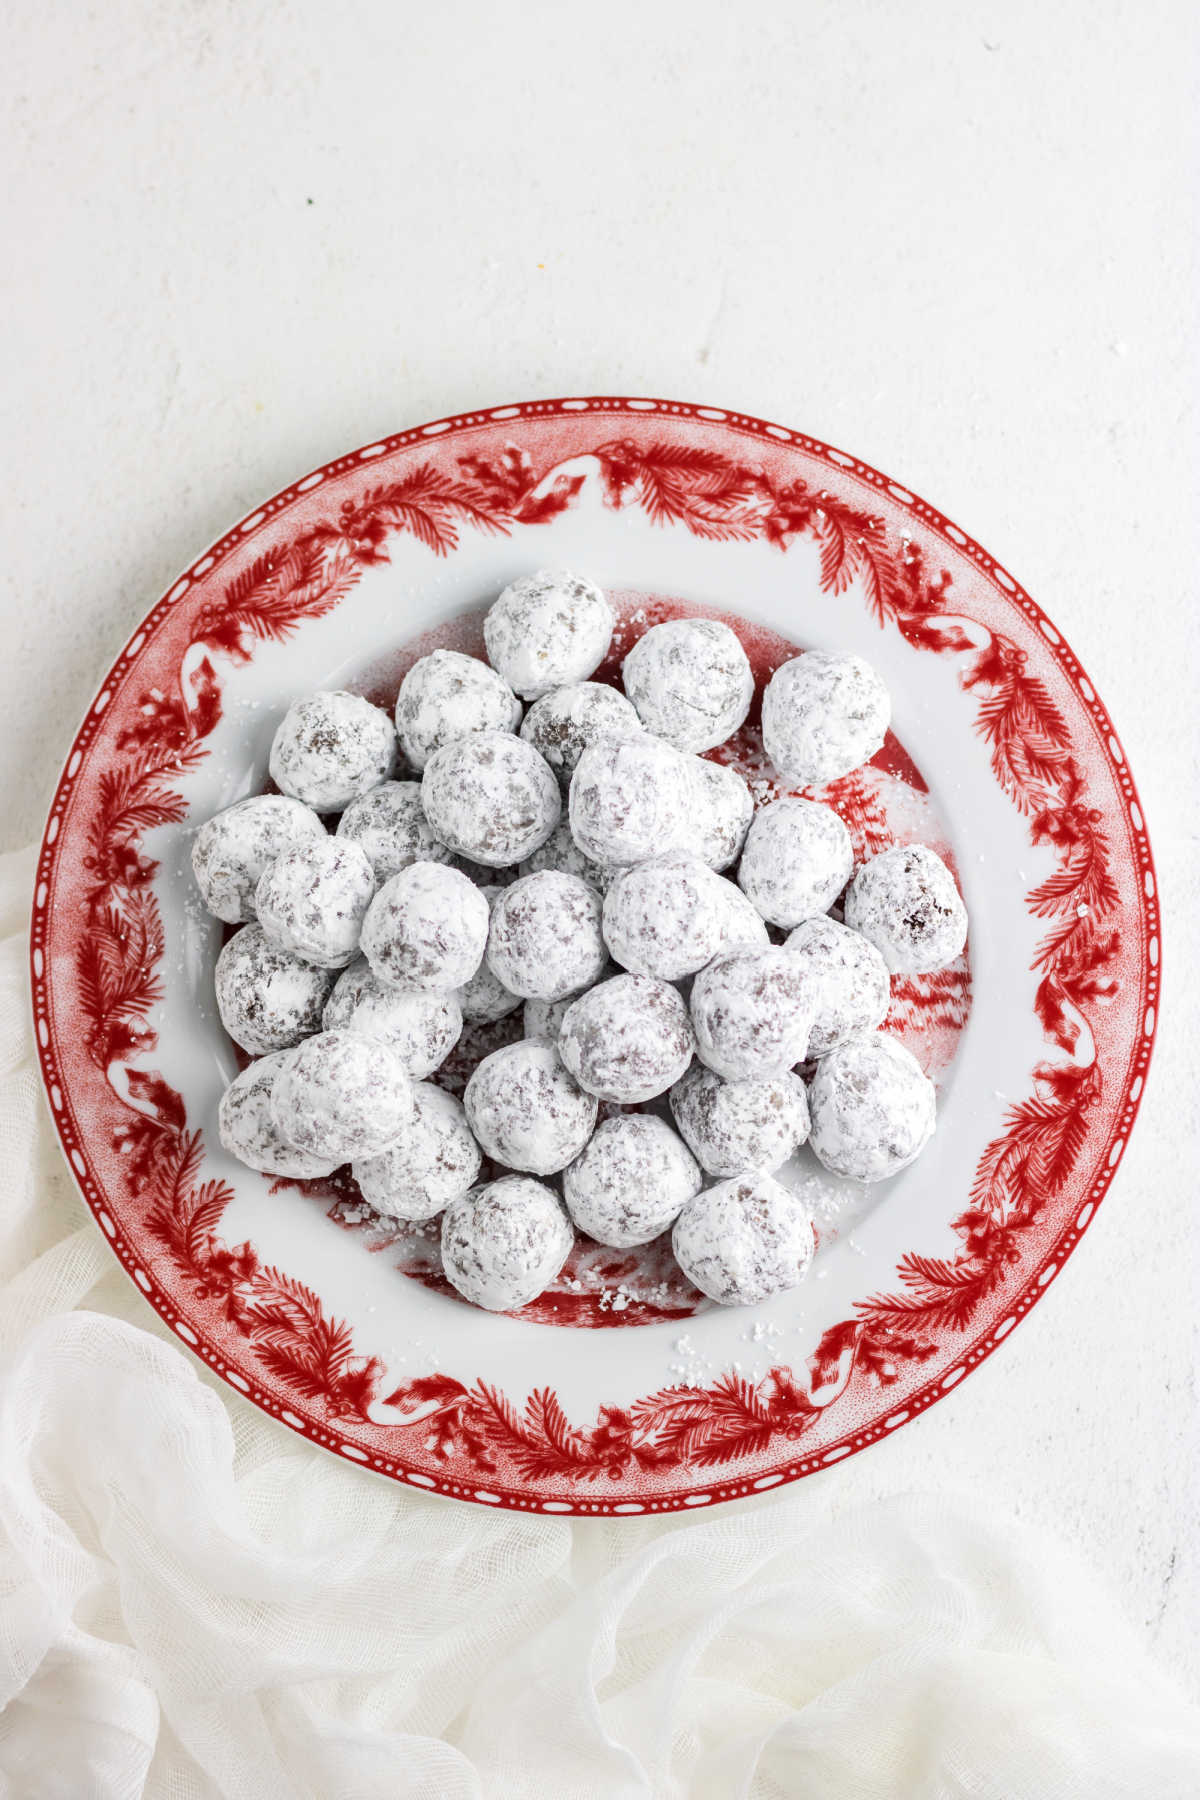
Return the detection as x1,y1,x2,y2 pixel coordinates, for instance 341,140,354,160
0,845,1197,1799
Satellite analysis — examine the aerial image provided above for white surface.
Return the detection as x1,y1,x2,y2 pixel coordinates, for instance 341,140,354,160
0,0,1196,1744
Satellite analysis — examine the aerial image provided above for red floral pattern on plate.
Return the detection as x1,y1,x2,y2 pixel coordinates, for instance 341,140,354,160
30,399,1157,1512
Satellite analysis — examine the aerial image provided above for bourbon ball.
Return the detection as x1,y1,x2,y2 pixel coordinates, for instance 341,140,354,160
601,853,730,981
842,844,968,974
568,736,692,868
622,617,754,753
672,1173,816,1306
484,569,614,700
217,1050,338,1179
192,794,325,924
807,1032,936,1182
421,731,561,868
712,880,772,956
268,690,398,811
394,649,522,771
214,923,335,1055
255,836,376,969
737,796,853,927
690,948,818,1081
685,757,754,871
335,780,455,882
558,973,695,1104
761,651,890,789
784,915,891,1055
353,1083,482,1222
518,816,615,892
487,871,607,1001
456,886,522,1025
464,1039,598,1176
563,1114,702,1248
360,862,489,992
322,957,463,1076
270,1028,413,1165
669,1065,810,1178
519,681,643,787
441,1175,574,1312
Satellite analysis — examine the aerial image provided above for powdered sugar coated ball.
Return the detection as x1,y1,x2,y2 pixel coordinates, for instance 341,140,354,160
353,1084,481,1222
685,757,753,871
215,924,335,1055
602,853,730,981
484,569,614,700
255,836,376,969
690,948,819,1081
193,795,325,924
843,844,968,974
670,1065,810,1178
456,887,522,1024
335,780,454,882
361,862,488,992
441,1175,574,1312
422,731,561,868
737,796,853,927
487,871,607,1001
563,1115,701,1248
519,681,643,787
394,649,522,771
518,817,614,892
558,973,695,1103
622,618,754,753
270,1028,413,1164
672,1173,815,1306
218,1050,338,1179
322,958,462,1076
464,1039,598,1176
568,736,691,868
808,1032,936,1181
761,652,890,788
269,691,397,810
784,916,891,1055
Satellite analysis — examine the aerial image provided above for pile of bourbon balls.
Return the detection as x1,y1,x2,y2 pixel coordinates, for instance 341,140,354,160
195,571,968,1314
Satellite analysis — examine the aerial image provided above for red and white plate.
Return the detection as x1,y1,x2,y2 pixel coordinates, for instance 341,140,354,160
31,398,1158,1514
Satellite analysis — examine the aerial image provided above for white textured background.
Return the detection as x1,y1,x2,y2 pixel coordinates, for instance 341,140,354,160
2,0,1196,1695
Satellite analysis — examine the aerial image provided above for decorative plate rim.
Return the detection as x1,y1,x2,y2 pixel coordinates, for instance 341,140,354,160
29,394,1160,1514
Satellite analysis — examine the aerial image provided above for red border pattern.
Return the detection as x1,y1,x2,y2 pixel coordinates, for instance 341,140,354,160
30,398,1159,1513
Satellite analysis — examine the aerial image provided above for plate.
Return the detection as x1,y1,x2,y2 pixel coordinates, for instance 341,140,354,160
30,398,1158,1514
